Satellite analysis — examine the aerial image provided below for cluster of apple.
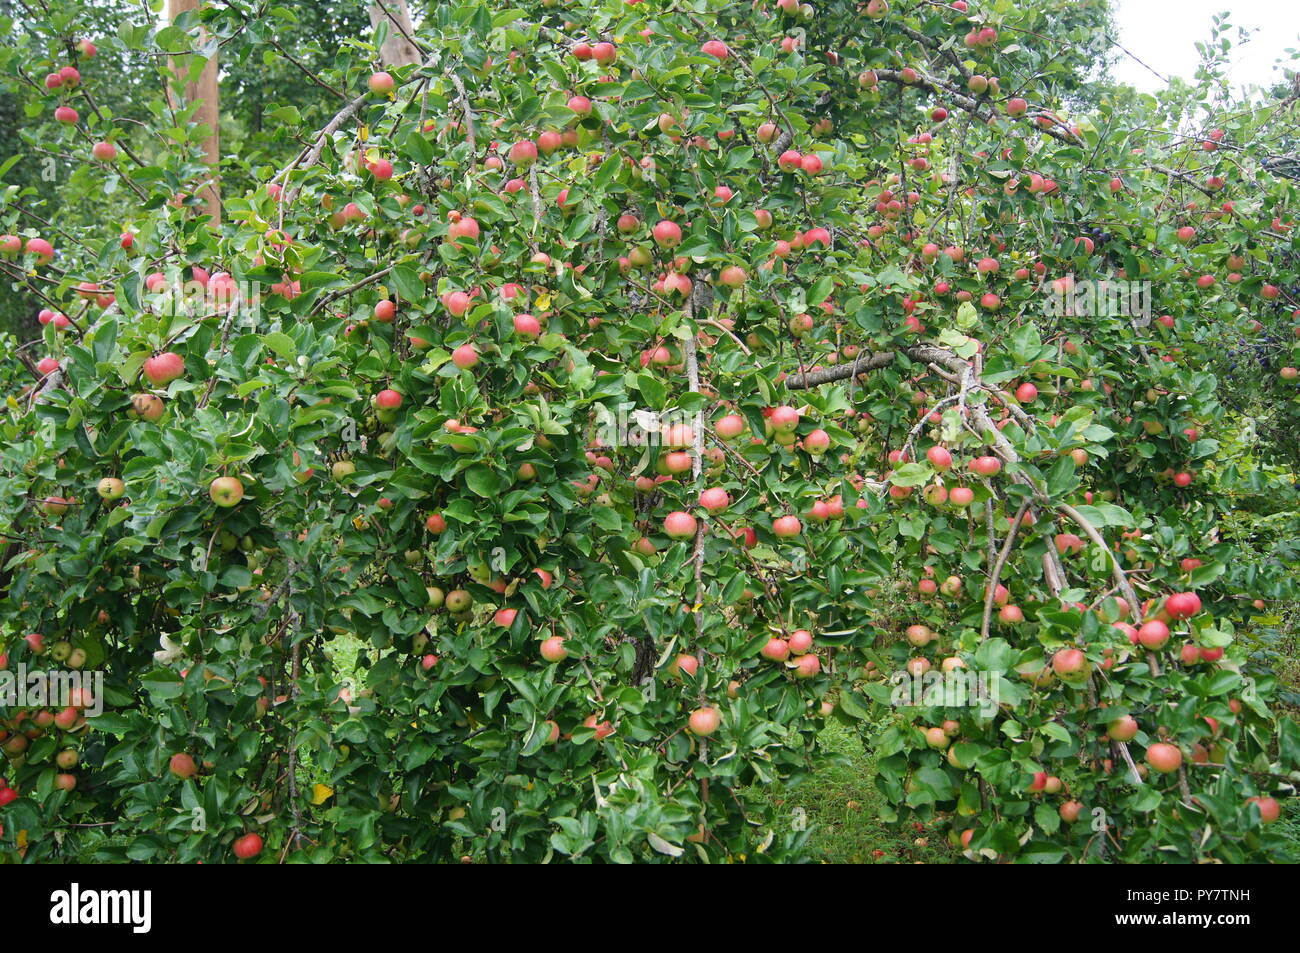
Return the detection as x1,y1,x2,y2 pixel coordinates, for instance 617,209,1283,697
33,39,120,164
0,655,96,797
165,752,265,858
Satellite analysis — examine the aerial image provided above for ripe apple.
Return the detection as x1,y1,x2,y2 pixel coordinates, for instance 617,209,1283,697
769,405,800,433
926,445,953,470
122,390,160,424
905,624,932,647
1164,592,1202,620
536,130,562,155
689,706,721,736
539,636,567,662
715,413,746,439
1146,742,1183,774
652,220,682,248
584,714,615,740
39,496,69,517
718,265,747,288
923,484,948,506
374,389,403,412
760,637,790,661
1054,533,1085,556
143,351,185,386
664,510,698,539
669,653,699,679
209,477,244,507
509,140,538,166
233,832,263,859
169,753,197,779
793,654,821,679
25,237,55,263
698,488,730,513
788,629,814,654
1051,647,1090,684
803,429,831,455
514,313,541,338
1137,620,1170,650
451,343,479,369
1108,715,1139,742
772,515,801,538
1246,796,1280,824
367,72,394,95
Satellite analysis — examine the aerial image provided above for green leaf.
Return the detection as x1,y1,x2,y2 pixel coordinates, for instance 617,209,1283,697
463,465,500,497
261,332,296,362
391,264,425,302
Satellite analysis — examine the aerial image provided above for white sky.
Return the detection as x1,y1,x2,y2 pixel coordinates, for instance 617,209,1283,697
1111,0,1300,94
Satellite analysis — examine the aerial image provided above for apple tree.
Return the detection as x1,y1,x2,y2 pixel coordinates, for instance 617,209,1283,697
0,0,1297,862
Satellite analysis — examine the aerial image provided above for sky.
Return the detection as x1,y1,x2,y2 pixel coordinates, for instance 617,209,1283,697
1111,0,1300,94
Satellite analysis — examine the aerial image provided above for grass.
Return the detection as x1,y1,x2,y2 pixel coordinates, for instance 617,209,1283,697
747,721,957,864
752,720,1300,864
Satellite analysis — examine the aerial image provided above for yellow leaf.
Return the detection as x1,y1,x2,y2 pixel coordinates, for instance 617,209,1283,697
311,783,334,805
535,293,552,311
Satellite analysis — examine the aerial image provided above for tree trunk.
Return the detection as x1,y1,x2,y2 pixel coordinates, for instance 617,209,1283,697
369,0,421,68
167,0,221,224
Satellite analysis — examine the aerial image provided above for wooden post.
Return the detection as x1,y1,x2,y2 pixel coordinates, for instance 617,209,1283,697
369,0,421,68
167,0,221,224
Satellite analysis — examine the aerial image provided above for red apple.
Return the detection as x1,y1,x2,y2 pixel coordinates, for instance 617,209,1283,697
143,352,185,387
